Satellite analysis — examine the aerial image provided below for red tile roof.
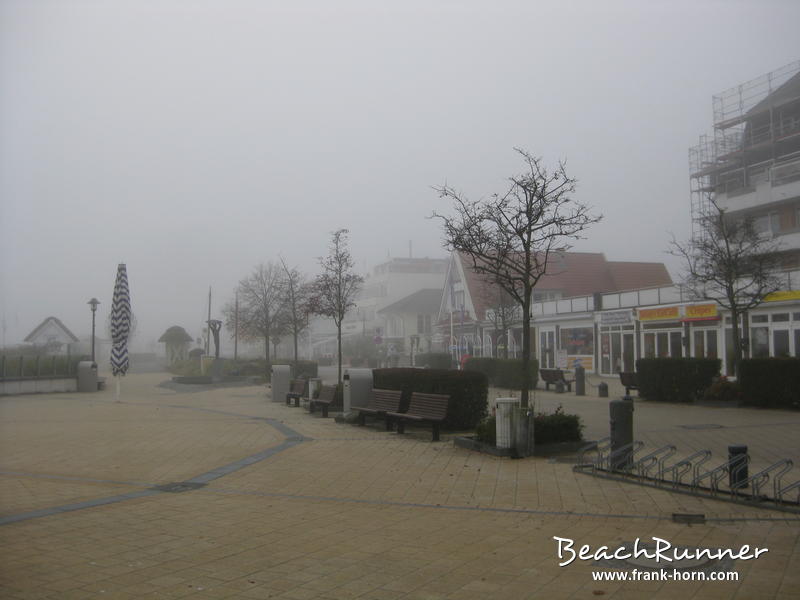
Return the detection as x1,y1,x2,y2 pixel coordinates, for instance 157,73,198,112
454,251,672,319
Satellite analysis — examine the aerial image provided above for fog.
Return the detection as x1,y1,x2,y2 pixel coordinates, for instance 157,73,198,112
1,0,798,352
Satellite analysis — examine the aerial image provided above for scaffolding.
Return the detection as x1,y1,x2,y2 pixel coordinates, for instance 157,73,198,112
689,60,800,237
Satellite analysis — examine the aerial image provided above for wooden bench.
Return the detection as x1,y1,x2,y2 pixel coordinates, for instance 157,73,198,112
309,384,340,418
352,388,402,430
286,378,306,406
386,392,449,441
619,371,639,396
539,368,573,392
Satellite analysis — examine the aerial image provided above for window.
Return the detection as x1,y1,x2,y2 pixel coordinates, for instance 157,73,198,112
559,327,594,355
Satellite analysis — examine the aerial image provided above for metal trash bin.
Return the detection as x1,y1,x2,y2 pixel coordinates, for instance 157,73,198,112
343,368,373,413
77,361,98,393
307,377,322,402
271,364,292,403
609,397,634,470
495,398,520,449
574,364,585,396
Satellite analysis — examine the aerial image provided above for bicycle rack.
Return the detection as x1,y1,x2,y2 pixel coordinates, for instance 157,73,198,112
662,450,712,488
606,440,644,472
573,443,800,514
632,445,676,480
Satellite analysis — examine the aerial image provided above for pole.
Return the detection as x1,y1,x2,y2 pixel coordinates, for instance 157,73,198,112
206,287,211,355
91,310,96,363
234,290,239,361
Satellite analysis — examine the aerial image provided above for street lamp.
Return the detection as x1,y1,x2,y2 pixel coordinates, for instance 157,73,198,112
87,298,100,363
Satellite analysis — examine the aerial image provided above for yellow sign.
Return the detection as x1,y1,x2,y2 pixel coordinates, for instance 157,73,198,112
638,306,680,321
683,303,718,321
764,290,800,302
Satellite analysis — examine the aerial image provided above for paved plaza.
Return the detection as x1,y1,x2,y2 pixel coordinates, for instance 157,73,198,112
1,372,799,599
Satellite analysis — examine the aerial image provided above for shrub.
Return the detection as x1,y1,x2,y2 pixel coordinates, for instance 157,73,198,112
474,416,497,445
533,405,584,445
372,368,488,430
635,358,720,403
738,358,800,409
415,353,453,369
701,378,743,404
273,360,318,379
463,357,539,390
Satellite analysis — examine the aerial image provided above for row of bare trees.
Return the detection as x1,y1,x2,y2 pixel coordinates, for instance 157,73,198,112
222,229,363,382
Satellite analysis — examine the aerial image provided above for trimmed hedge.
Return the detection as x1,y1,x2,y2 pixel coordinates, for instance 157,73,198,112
636,358,720,403
415,353,453,369
372,368,488,430
463,357,539,390
534,406,584,445
738,359,800,409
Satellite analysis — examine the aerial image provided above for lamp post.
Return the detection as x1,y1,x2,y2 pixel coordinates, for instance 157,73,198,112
87,298,100,363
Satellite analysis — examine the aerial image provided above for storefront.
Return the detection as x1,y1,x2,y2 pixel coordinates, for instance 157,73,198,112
598,310,636,375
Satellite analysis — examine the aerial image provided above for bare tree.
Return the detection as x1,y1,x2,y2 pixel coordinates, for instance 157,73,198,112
433,148,601,408
279,256,312,364
482,284,520,359
222,262,286,378
309,229,364,384
670,196,781,375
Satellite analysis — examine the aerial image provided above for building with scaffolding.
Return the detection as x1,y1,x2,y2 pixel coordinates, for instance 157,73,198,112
689,60,800,268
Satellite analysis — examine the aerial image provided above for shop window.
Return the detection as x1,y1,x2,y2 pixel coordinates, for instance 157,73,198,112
559,327,594,355
751,327,770,358
706,331,718,359
795,330,800,358
670,331,683,358
644,333,655,359
657,332,669,358
774,330,790,357
772,313,789,322
694,330,705,357
752,315,769,324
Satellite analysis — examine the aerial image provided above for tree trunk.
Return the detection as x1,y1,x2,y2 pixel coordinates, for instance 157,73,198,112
264,332,271,380
293,326,299,364
337,322,343,384
520,295,531,408
731,309,741,378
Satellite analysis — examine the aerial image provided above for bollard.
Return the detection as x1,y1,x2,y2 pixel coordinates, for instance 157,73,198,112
575,364,585,396
598,382,609,397
609,398,634,470
728,445,749,490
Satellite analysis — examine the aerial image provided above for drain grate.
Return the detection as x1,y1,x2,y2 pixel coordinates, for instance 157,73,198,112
151,482,207,493
678,424,724,430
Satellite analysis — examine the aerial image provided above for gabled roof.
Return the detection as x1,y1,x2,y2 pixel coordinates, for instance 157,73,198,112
378,289,443,315
24,317,79,343
450,251,673,320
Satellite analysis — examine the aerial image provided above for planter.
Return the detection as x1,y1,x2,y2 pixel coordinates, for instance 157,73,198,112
454,435,588,458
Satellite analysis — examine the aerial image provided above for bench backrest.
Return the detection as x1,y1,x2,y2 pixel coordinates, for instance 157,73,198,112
540,368,563,382
407,392,449,421
290,379,306,394
317,384,337,403
619,372,638,386
370,388,402,412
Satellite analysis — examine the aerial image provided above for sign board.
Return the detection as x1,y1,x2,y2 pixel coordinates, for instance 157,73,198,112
683,303,718,321
638,306,680,322
600,310,633,325
556,349,568,369
765,290,800,302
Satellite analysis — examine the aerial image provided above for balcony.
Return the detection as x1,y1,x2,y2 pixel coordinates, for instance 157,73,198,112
716,157,800,213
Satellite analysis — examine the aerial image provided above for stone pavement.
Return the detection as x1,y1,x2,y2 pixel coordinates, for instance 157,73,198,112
0,373,798,599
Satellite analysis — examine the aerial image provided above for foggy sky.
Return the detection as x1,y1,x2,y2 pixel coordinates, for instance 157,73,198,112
1,0,799,352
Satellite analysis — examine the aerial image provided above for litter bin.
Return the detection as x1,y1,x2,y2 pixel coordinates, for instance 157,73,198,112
495,398,520,449
598,382,609,397
574,364,585,396
77,361,98,393
307,377,322,402
343,368,373,413
609,397,634,470
271,364,291,403
728,444,749,489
